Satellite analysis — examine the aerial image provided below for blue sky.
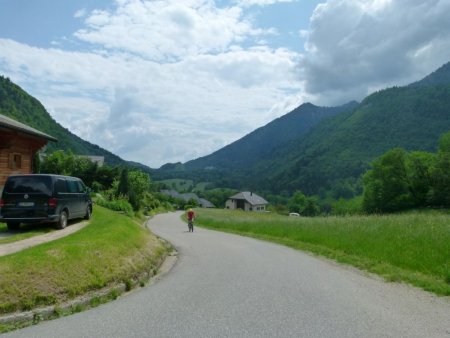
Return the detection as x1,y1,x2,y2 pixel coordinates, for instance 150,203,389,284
1,0,450,167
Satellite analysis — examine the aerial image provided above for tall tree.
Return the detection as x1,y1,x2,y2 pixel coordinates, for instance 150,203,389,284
117,168,129,197
429,131,450,206
405,151,435,207
363,148,413,212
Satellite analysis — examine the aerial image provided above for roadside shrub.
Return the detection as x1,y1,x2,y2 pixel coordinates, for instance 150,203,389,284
95,198,134,217
91,181,103,193
331,196,363,215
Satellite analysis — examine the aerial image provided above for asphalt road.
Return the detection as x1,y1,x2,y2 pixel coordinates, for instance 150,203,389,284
4,212,450,338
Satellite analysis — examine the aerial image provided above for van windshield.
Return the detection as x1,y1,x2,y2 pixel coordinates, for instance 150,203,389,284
4,176,52,195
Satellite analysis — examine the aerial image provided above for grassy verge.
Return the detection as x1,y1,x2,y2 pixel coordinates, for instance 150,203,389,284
0,205,169,316
196,209,450,296
0,223,55,244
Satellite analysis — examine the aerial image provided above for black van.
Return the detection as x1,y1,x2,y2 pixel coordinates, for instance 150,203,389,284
0,174,92,230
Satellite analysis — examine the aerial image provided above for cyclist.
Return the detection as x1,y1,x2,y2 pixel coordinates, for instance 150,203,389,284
187,208,195,232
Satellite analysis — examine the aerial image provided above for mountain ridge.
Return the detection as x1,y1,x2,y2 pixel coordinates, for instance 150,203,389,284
158,61,450,198
185,100,359,170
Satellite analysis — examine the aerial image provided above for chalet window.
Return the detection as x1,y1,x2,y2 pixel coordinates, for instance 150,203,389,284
9,153,22,169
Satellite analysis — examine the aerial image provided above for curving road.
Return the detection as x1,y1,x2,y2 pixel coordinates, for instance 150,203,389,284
4,212,450,337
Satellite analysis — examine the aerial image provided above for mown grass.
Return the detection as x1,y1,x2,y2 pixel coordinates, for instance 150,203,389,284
0,205,168,315
0,223,55,244
196,209,450,296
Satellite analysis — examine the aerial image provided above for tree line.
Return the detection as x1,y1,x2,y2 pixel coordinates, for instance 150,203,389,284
285,131,450,216
37,150,175,216
362,131,450,213
39,128,449,217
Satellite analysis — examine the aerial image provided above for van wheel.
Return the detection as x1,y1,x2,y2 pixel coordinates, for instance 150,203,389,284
7,222,20,231
84,206,92,220
57,210,68,229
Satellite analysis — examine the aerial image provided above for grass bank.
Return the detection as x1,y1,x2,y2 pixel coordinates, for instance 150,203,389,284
196,209,450,296
0,205,169,316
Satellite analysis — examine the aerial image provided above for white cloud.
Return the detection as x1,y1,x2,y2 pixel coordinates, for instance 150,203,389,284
0,0,302,167
237,0,296,7
300,0,450,104
74,0,273,62
74,8,87,19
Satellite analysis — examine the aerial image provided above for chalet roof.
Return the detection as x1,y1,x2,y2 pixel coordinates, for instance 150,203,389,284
228,191,268,205
0,114,57,142
198,198,215,208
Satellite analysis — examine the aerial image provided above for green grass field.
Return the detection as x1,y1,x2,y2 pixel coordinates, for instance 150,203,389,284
0,206,168,315
195,209,450,296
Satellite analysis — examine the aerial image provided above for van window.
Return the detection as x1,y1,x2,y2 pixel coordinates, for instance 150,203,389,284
67,180,79,193
55,179,68,193
76,180,86,193
4,176,52,195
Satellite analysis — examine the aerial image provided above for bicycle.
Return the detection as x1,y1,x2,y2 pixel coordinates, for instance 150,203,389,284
188,219,194,232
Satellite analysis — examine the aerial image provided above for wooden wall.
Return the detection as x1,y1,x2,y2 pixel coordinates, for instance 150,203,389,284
0,129,47,192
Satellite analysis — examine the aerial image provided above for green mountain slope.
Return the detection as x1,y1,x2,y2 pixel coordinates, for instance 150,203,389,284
185,101,358,170
263,82,450,195
158,61,450,198
0,76,151,170
409,61,450,87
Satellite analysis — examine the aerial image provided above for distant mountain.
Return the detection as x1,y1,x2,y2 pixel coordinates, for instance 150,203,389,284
0,76,152,172
185,101,359,171
409,61,450,87
158,61,450,198
264,81,450,195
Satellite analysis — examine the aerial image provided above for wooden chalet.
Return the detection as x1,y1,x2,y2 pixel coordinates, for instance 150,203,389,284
0,114,57,192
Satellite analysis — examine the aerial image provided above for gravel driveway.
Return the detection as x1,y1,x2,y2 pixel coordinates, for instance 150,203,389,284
0,221,88,257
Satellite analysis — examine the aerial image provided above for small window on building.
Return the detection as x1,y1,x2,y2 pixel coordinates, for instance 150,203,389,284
9,153,22,169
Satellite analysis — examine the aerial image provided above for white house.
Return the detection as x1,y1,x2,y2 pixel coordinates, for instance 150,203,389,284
225,191,268,212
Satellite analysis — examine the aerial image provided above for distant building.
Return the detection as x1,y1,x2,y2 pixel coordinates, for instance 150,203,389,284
225,191,268,212
78,155,105,166
160,189,215,208
0,114,57,192
198,198,215,208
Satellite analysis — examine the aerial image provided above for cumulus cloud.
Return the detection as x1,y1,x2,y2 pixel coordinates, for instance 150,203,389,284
0,0,302,167
1,0,449,167
300,0,450,104
237,0,296,7
74,0,274,62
